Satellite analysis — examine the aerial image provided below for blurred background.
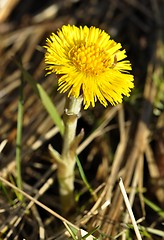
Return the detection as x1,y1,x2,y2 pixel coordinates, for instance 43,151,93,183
0,0,164,239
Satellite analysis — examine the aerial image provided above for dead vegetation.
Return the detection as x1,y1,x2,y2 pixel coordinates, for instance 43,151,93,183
0,0,164,239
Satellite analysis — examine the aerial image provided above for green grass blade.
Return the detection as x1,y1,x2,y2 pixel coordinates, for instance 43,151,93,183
63,223,78,240
15,76,24,200
144,197,164,218
76,156,97,201
36,83,64,135
81,226,99,239
145,227,164,238
16,61,64,136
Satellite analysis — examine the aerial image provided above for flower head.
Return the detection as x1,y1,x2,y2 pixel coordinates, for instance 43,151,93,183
45,25,134,109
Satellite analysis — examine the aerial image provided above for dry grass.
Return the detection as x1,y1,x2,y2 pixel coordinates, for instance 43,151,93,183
0,0,164,239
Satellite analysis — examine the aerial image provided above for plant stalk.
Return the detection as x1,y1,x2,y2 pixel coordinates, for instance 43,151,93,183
58,95,83,211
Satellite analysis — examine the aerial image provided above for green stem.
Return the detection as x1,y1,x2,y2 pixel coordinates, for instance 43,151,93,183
57,96,83,211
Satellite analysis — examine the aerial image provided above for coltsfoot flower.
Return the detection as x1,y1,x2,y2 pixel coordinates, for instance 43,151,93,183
45,25,134,109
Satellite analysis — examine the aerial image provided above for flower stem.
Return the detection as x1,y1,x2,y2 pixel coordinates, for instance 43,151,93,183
57,96,83,212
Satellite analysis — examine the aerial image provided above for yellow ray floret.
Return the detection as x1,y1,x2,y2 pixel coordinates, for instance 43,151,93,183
44,25,134,109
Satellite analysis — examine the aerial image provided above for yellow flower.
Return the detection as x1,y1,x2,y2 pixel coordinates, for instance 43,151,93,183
45,25,134,109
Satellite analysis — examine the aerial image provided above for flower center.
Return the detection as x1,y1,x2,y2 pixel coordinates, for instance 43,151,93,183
69,43,109,76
